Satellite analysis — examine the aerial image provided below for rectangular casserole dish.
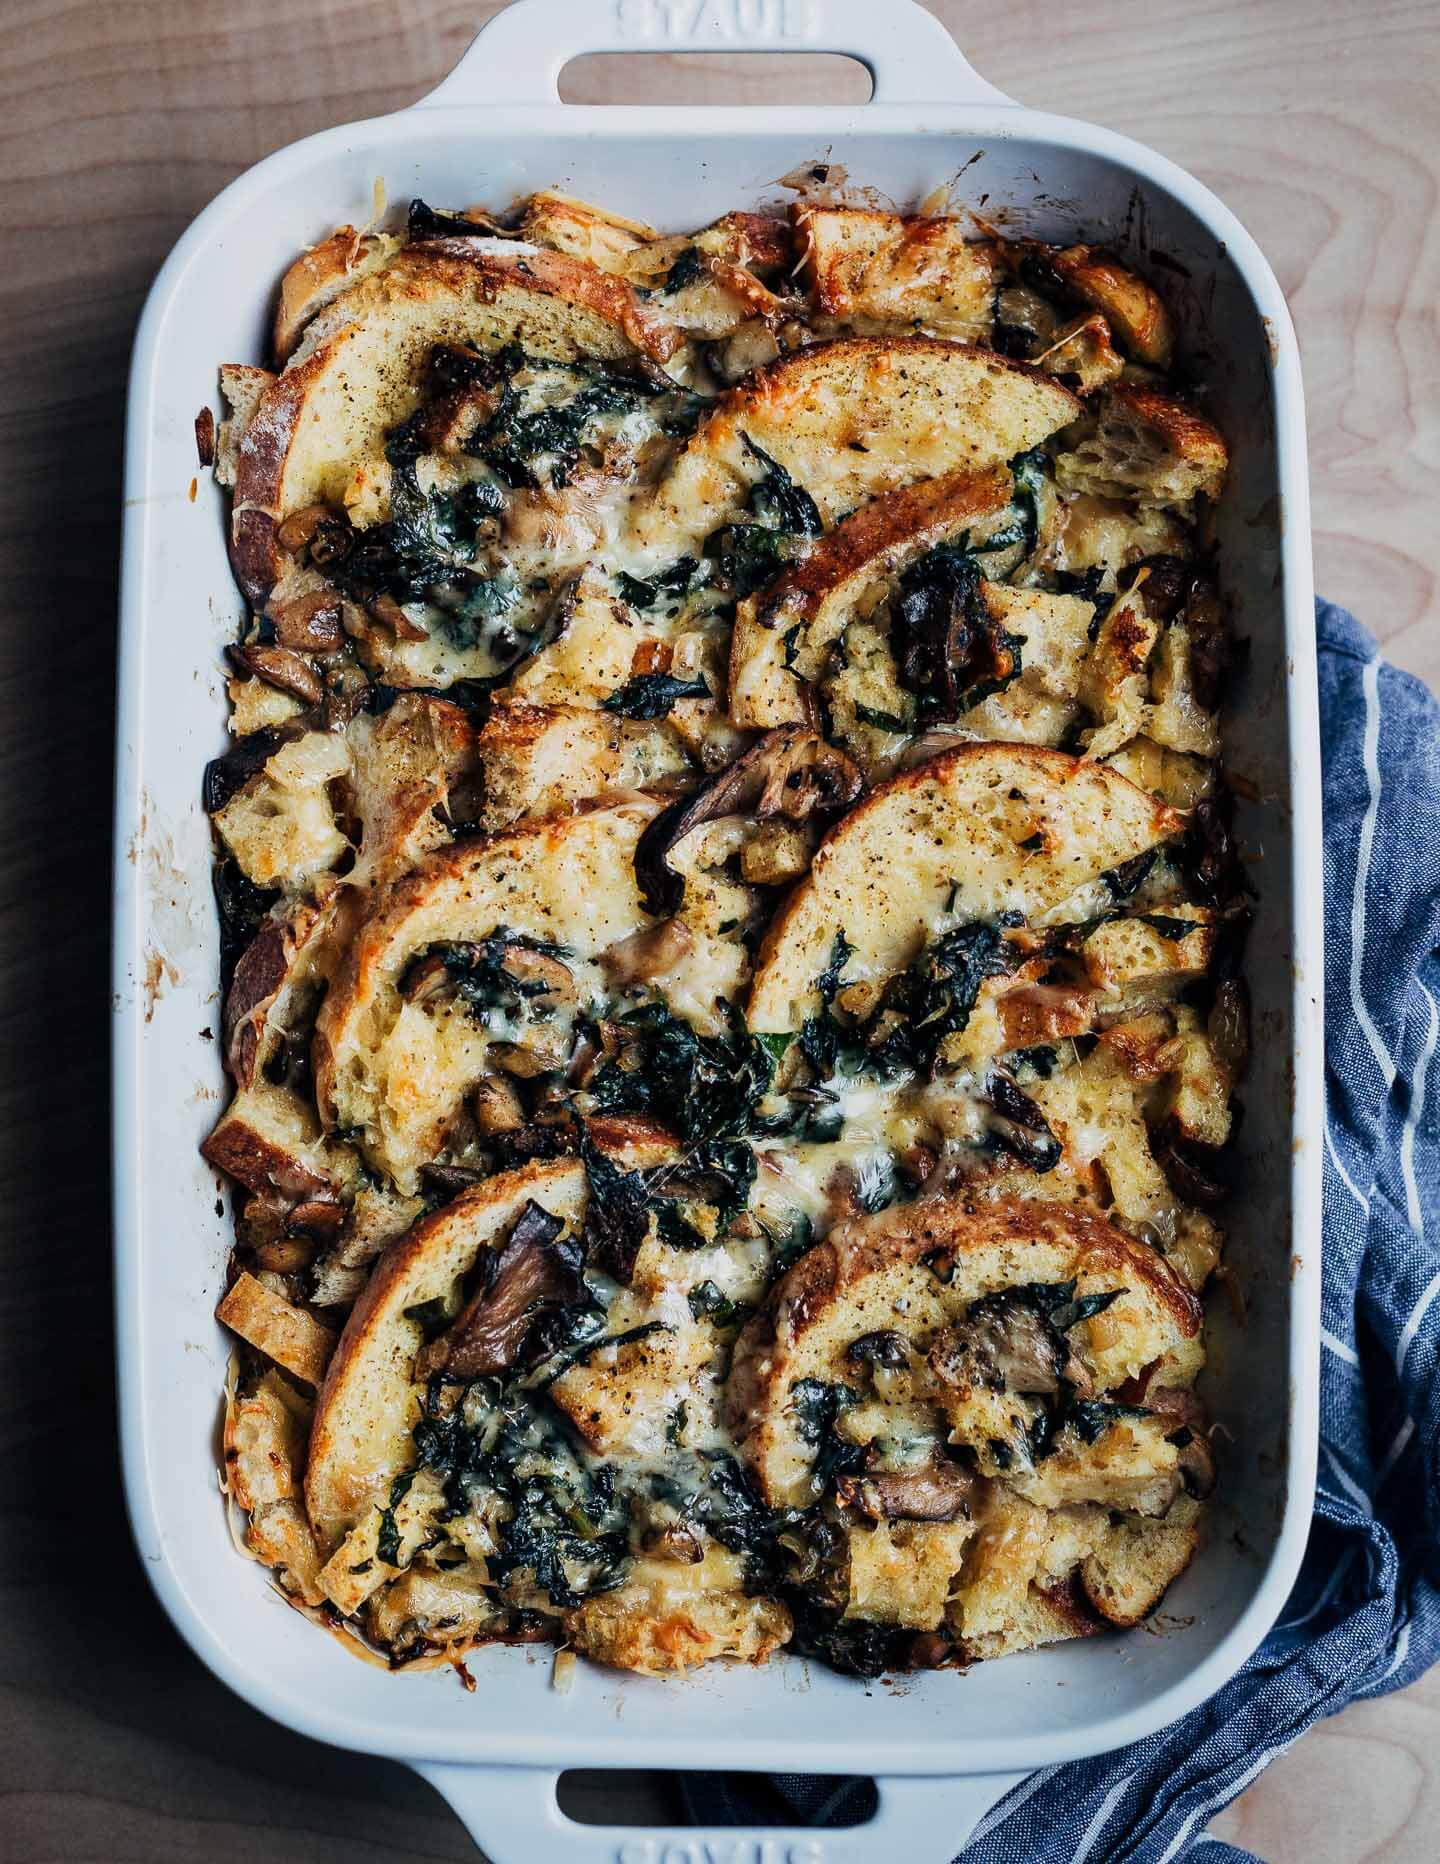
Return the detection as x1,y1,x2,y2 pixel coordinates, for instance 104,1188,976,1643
113,3,1323,1857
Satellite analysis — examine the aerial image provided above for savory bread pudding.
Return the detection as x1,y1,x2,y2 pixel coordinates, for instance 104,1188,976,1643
201,185,1248,1682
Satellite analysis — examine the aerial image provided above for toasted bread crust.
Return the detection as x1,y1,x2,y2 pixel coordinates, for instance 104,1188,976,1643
231,245,688,602
635,336,1080,549
728,465,1012,728
748,743,1182,1032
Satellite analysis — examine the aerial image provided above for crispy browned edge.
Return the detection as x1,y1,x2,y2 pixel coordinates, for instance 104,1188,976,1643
726,1194,1204,1433
230,244,687,604
746,742,1184,1018
751,465,1013,630
791,203,998,319
1103,383,1228,470
689,333,1081,456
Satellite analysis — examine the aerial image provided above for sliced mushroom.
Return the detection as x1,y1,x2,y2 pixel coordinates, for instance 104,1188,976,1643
929,1290,1068,1398
844,1328,911,1371
419,1163,489,1201
272,591,344,653
1150,1117,1229,1207
836,1459,976,1524
634,727,862,914
421,1199,584,1380
982,1068,1062,1172
367,591,430,643
643,1521,707,1564
227,641,324,706
599,916,696,988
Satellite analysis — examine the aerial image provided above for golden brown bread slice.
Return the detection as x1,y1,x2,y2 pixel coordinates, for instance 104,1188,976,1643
203,696,479,1201
1046,245,1174,368
223,1368,325,1606
475,698,691,832
229,243,690,603
313,800,670,1187
1055,385,1227,511
216,1271,338,1388
725,1194,1201,1507
793,206,998,340
305,1156,588,1549
726,466,1013,730
747,743,1182,1035
630,337,1080,552
564,1548,792,1674
272,227,404,363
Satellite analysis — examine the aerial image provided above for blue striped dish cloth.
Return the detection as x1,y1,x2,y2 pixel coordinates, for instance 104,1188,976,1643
684,601,1440,1861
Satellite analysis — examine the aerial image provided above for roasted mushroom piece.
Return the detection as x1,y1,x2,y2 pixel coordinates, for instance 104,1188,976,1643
634,726,862,914
836,1459,977,1523
419,1199,584,1379
930,1287,1070,1398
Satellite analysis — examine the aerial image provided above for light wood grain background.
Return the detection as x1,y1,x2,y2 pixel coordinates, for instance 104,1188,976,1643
0,2,1435,1859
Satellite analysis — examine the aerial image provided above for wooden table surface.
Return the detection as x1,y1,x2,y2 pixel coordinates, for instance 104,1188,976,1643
1,1,1434,1858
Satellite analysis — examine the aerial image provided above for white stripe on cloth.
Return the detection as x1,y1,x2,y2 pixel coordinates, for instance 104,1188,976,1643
1151,1741,1298,1864
1375,1414,1416,1489
1321,1325,1360,1367
1280,1547,1355,1632
1400,981,1438,1233
1395,1267,1440,1376
1325,1122,1372,1212
1350,657,1397,1088
964,1763,1062,1849
1321,1442,1373,1518
1360,1618,1412,1696
1067,1771,1135,1864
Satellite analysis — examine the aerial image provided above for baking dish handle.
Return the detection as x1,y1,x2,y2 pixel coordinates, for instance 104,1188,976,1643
417,0,1014,110
418,1761,1030,1862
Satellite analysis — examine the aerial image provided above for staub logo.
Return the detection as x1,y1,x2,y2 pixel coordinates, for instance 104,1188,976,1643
615,1841,826,1864
614,0,823,40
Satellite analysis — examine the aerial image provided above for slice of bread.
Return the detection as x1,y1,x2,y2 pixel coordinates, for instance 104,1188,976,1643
748,743,1181,1034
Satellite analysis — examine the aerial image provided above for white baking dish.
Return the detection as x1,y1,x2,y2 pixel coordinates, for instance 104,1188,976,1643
114,2,1323,1856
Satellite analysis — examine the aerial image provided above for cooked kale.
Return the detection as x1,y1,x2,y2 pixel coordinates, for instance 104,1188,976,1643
468,364,643,491
787,1609,918,1680
743,436,823,537
578,1136,656,1284
375,1470,416,1566
890,541,1024,722
1137,912,1200,942
584,1002,775,1143
405,932,570,1020
853,702,913,734
1055,565,1117,640
851,918,1025,1081
614,558,699,611
1099,847,1158,901
816,930,853,1004
1032,1392,1153,1460
705,436,822,596
663,245,706,293
600,672,709,718
687,1281,752,1329
791,1379,865,1491
411,1379,631,1608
